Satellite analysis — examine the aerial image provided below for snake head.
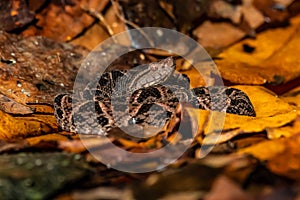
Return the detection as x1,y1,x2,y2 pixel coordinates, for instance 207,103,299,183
126,57,176,93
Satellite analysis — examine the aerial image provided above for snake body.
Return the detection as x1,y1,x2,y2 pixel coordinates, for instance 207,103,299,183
54,57,255,135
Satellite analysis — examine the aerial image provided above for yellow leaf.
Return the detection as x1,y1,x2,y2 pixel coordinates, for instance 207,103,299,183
215,15,300,84
26,133,69,146
0,110,58,139
281,86,300,110
238,131,300,180
238,138,286,160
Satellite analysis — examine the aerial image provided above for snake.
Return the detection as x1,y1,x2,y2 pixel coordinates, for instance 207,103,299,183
54,57,256,135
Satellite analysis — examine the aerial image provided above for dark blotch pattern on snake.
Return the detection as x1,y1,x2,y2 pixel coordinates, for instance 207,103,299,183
54,57,256,135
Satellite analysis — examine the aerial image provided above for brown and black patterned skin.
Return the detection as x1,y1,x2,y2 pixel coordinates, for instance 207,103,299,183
54,57,256,135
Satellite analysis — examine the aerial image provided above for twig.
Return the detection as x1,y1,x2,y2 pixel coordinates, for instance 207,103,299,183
80,6,115,38
110,0,155,47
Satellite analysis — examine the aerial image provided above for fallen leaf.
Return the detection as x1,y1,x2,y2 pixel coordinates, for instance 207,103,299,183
23,3,95,42
71,187,127,200
238,138,286,161
241,0,265,30
71,23,110,50
239,131,300,180
215,15,300,84
204,175,252,200
58,138,87,153
0,93,33,115
26,133,69,146
281,86,300,109
0,140,29,153
208,0,242,24
0,32,88,104
0,0,34,31
0,110,58,139
193,21,245,49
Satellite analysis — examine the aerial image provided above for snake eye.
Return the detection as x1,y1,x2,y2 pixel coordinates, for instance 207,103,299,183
128,117,137,125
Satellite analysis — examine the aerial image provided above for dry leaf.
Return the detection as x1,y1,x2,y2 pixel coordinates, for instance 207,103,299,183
267,133,300,180
215,15,300,84
193,21,245,49
0,93,33,115
208,0,242,24
0,32,87,104
0,0,34,31
205,175,252,200
26,133,69,146
238,138,286,161
239,130,300,180
71,23,110,50
58,138,87,153
0,110,58,139
281,86,300,109
23,3,94,41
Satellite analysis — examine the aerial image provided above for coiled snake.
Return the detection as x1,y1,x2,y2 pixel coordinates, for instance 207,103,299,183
54,57,255,135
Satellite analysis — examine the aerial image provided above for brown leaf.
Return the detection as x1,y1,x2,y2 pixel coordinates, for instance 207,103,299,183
71,23,110,50
0,0,34,31
0,32,88,104
0,140,30,153
23,3,94,42
240,0,265,30
193,21,246,49
208,0,242,24
119,0,175,30
58,138,87,153
205,175,252,200
253,0,290,24
71,0,126,50
0,93,33,115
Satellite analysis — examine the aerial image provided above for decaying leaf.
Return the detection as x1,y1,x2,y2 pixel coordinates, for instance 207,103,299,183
71,23,111,50
0,140,30,153
204,175,252,200
0,93,33,115
267,133,300,180
58,137,87,153
0,0,34,31
193,21,246,49
0,110,58,139
239,131,300,180
71,0,126,50
0,31,88,104
70,187,127,200
23,2,95,42
215,15,300,84
25,133,69,146
281,86,300,109
0,1,298,198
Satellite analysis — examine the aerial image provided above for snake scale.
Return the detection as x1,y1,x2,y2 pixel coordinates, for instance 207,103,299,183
54,57,255,135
